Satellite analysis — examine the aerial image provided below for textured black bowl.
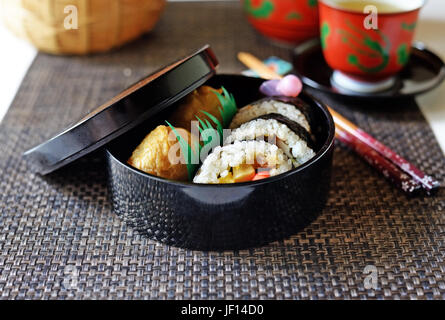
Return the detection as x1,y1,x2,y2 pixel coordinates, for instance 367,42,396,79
105,75,335,250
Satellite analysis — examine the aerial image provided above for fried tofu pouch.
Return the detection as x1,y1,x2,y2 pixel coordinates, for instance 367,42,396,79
168,85,223,132
127,125,194,181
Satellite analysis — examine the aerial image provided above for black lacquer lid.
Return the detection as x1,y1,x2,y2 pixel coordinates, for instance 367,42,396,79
23,45,218,175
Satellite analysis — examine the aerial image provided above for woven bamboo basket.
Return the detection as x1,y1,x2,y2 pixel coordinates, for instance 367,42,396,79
0,0,166,55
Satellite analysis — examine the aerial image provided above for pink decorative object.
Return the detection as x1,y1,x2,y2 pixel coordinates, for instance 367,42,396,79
259,75,303,97
276,75,302,97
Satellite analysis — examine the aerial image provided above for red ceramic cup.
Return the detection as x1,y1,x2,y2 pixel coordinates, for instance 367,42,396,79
319,0,424,92
241,0,320,45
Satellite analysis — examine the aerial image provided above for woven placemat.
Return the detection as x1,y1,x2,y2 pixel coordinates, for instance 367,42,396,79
0,1,444,300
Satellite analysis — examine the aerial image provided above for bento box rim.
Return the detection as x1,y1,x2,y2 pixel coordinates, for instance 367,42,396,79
105,82,335,188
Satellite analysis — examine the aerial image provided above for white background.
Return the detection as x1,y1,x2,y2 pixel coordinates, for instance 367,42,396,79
0,0,444,153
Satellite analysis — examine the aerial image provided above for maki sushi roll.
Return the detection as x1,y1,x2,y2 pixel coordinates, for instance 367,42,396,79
193,140,292,184
224,117,315,167
226,97,316,169
229,97,312,133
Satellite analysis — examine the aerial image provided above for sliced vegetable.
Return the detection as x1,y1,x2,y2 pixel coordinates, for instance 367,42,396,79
252,170,271,181
233,164,256,182
218,172,235,184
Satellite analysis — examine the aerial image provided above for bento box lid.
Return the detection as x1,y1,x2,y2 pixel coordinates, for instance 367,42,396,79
23,45,219,175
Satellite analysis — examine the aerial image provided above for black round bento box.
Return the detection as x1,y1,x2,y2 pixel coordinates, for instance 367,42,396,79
105,75,335,250
24,46,335,251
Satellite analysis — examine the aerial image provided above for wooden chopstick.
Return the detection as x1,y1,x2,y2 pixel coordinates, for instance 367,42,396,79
237,52,439,194
335,126,421,194
238,52,279,80
328,108,439,193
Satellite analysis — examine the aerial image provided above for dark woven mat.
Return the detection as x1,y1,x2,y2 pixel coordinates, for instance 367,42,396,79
1,1,444,300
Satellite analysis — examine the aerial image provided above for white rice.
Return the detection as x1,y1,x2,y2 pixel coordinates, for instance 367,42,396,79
224,119,315,166
229,99,311,132
193,140,292,184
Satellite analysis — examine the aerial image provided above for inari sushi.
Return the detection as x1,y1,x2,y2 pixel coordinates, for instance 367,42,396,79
169,85,224,132
128,125,196,181
193,140,292,184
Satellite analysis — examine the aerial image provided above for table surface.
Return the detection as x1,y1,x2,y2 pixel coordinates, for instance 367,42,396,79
0,0,444,155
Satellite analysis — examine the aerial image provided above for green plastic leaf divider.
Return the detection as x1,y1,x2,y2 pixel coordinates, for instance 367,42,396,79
195,116,213,146
212,87,238,128
200,111,224,145
164,87,238,181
